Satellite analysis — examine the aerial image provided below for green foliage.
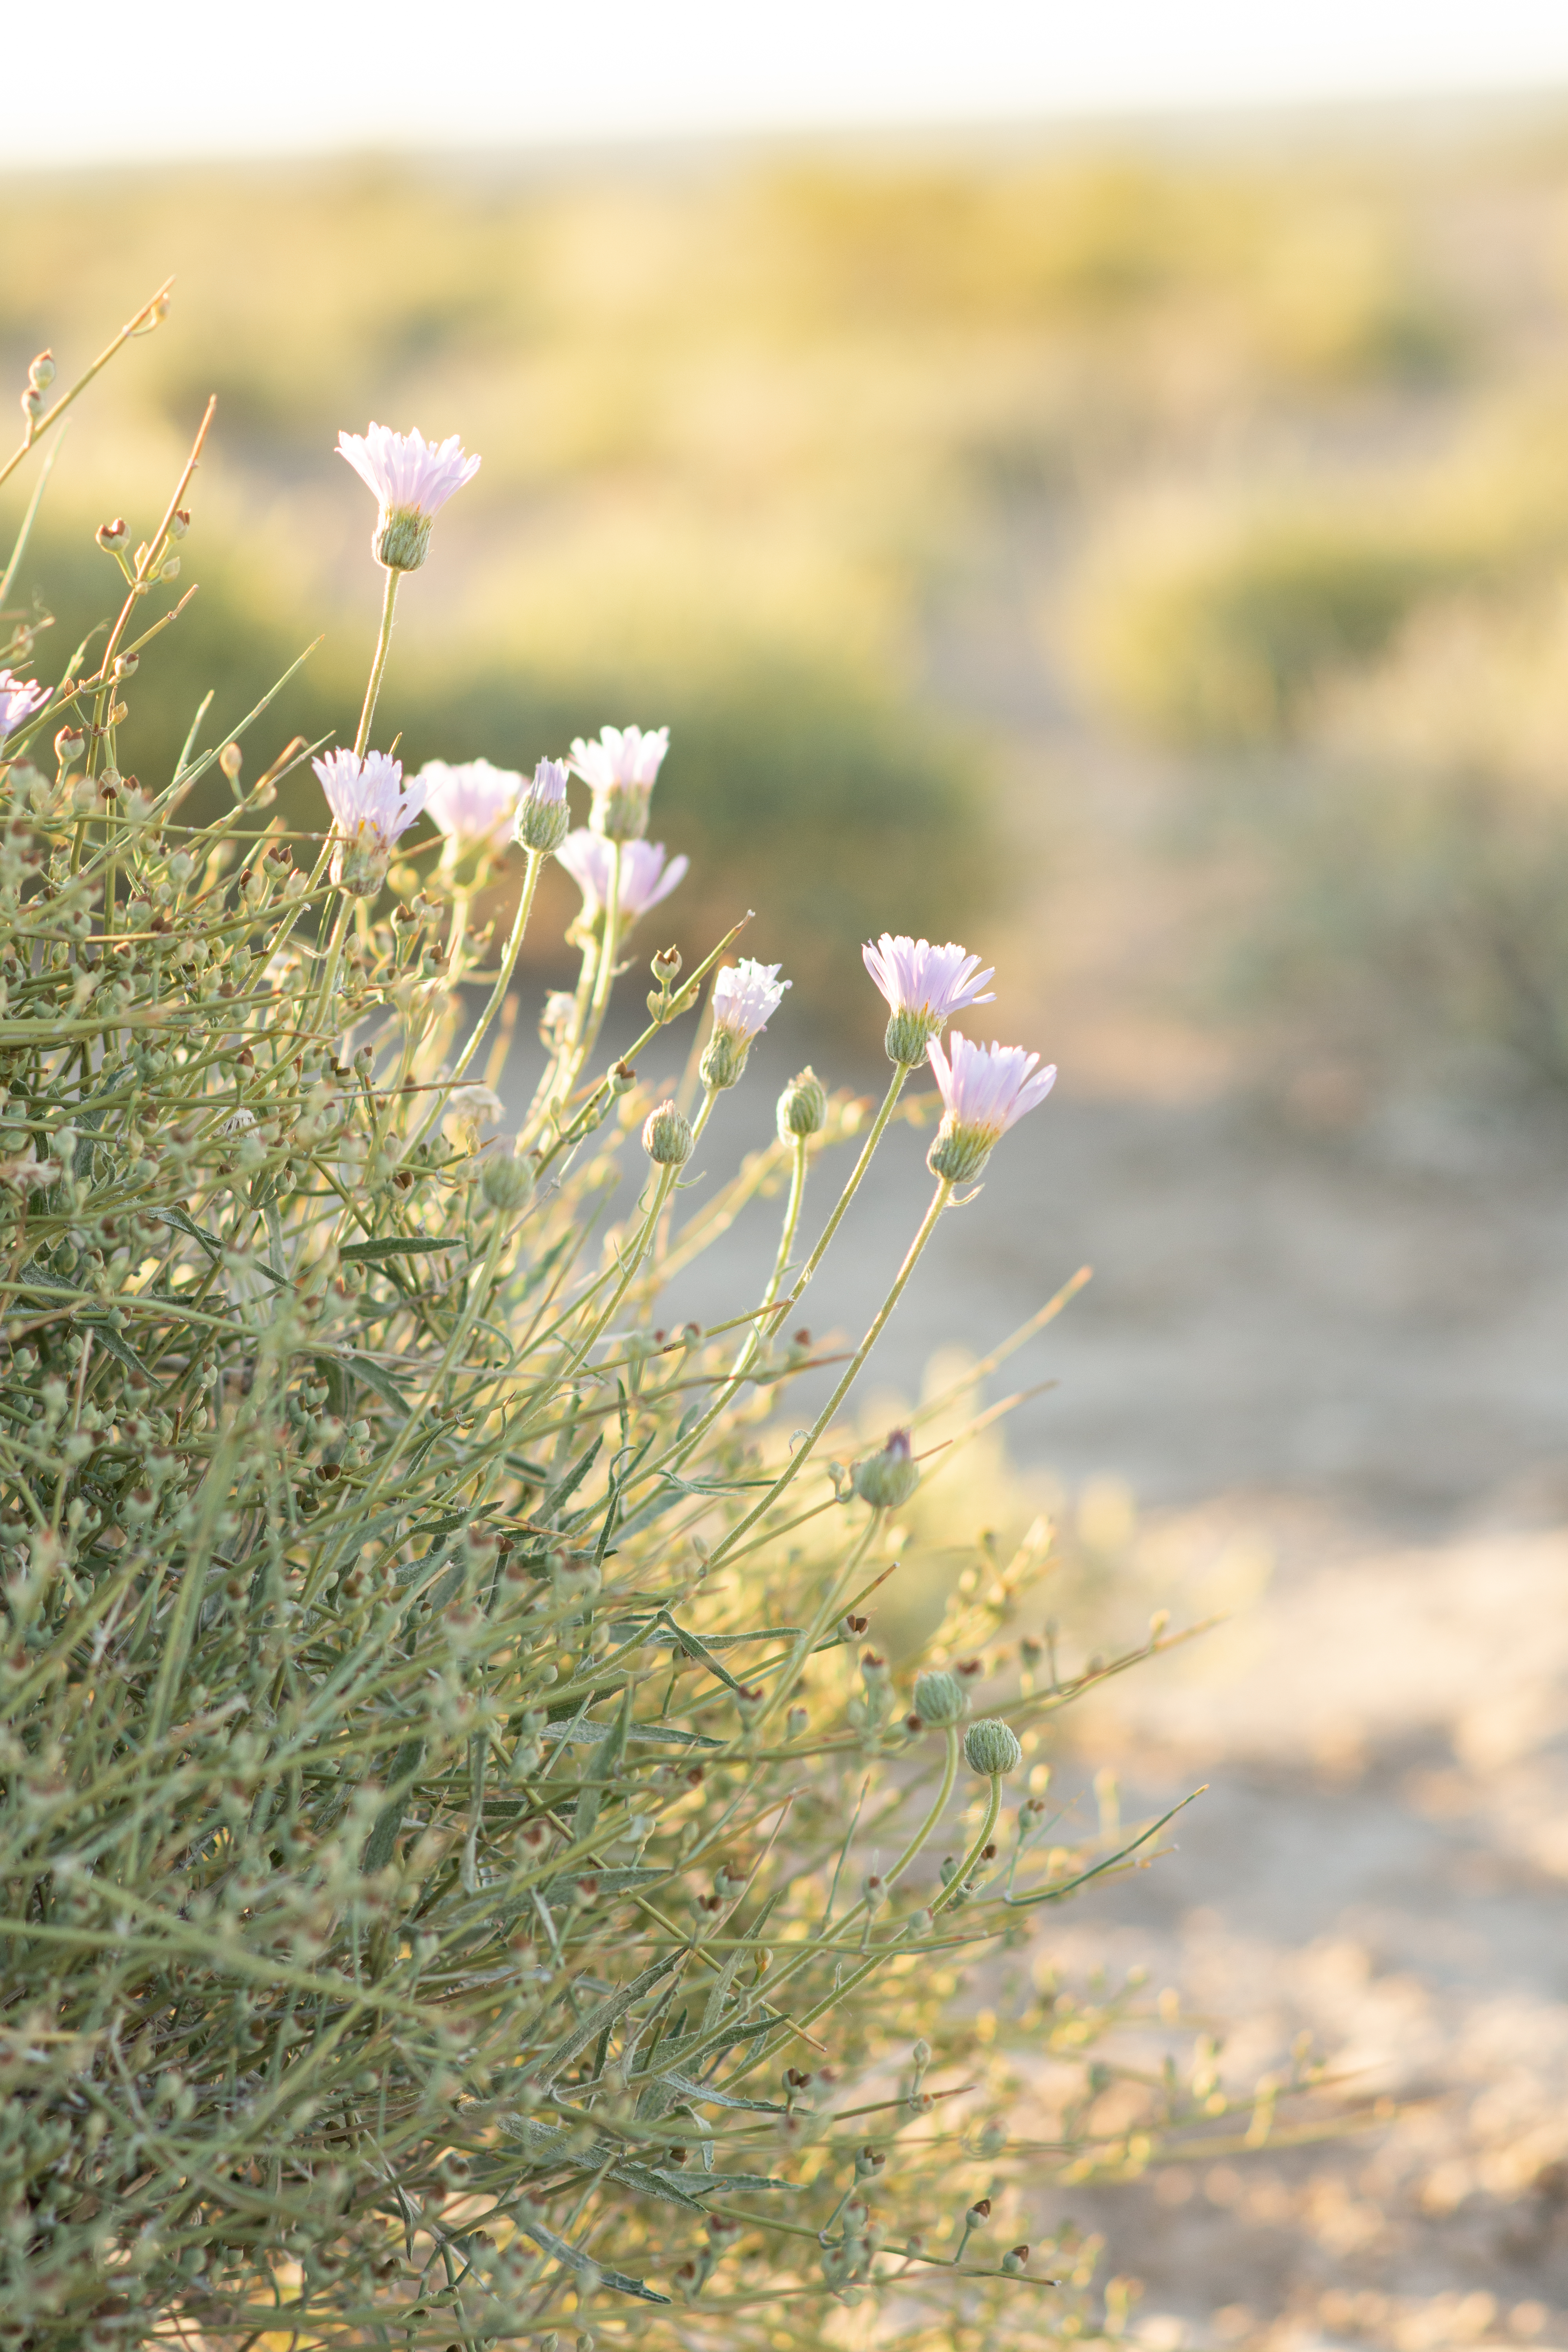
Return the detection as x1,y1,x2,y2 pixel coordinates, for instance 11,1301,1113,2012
0,302,1311,2350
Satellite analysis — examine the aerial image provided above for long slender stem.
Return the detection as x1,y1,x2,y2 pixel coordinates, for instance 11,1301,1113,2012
706,1173,952,1570
929,1773,1004,1918
637,1069,904,1495
521,934,597,1142
354,567,400,759
408,851,545,1159
886,1728,961,1887
703,1125,808,1385
554,840,622,1112
540,1161,678,1399
750,1507,881,1739
773,1063,908,1333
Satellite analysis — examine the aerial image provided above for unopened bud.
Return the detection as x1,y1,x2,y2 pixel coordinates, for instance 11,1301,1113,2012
96,517,129,553
776,1065,828,1140
169,508,191,539
1002,2244,1029,2275
53,726,84,768
20,386,44,423
642,1101,693,1167
651,944,682,983
481,1151,536,1214
160,557,180,581
515,757,570,853
608,1058,637,1095
851,1427,919,1511
963,1718,1022,1779
965,2198,991,2228
218,743,243,781
912,1669,968,1729
27,352,55,391
856,2145,886,2179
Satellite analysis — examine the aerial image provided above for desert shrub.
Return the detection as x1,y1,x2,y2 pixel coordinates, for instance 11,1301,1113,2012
0,292,1301,2352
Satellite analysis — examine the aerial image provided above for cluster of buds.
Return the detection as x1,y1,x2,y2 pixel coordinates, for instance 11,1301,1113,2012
19,350,54,425
673,2212,741,2303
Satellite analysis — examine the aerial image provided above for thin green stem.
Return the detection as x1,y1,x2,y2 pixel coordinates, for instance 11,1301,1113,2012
706,1172,952,1569
354,567,400,759
886,1727,961,1886
538,1160,678,1400
929,1773,1004,1919
654,1129,810,1477
556,839,622,1111
409,850,544,1158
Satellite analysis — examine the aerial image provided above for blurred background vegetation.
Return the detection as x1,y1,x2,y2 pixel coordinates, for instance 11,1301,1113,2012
9,125,1568,1069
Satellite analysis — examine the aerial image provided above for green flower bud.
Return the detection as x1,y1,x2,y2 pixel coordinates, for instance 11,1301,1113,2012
851,1428,919,1511
777,1066,828,1141
481,1151,535,1214
642,1102,694,1166
1002,2245,1030,2276
913,1668,968,1728
515,758,571,853
963,1717,1022,1778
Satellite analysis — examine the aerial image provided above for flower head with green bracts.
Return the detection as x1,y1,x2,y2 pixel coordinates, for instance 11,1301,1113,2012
338,422,481,572
0,670,48,743
314,747,426,897
926,1030,1057,1183
964,1717,1023,1777
863,932,995,1067
701,957,791,1091
555,829,687,927
570,722,670,842
418,758,521,862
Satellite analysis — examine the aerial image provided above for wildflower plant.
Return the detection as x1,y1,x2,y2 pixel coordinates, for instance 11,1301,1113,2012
0,289,1308,2352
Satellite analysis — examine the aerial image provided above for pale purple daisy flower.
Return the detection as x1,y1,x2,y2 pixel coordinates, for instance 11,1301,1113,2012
568,723,670,843
418,759,523,862
337,423,481,572
515,757,571,855
925,1031,1057,1183
314,748,427,897
702,958,791,1090
556,830,688,927
0,670,50,744
862,933,996,1065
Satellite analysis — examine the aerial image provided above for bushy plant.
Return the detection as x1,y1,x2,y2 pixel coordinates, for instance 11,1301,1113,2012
0,291,1288,2352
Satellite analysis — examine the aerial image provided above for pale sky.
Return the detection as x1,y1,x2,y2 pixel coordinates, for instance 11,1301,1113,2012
11,0,1568,164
